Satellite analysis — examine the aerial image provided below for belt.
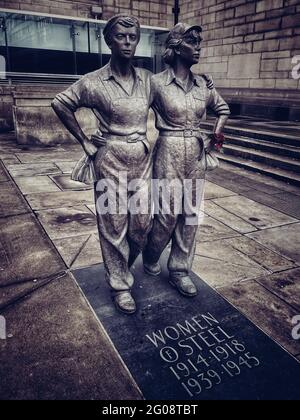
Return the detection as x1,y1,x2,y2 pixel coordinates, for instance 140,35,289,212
159,128,206,161
159,129,201,138
102,132,147,143
96,132,150,154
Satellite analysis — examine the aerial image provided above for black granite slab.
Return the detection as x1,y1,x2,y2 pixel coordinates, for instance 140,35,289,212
73,255,300,401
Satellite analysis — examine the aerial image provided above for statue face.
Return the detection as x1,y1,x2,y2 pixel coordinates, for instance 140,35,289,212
109,23,139,59
178,31,202,65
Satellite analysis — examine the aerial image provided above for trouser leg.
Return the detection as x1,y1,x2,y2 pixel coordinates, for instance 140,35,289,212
94,140,152,291
144,135,205,274
144,137,183,264
168,216,198,275
128,178,153,267
144,212,178,264
168,148,206,275
94,184,134,292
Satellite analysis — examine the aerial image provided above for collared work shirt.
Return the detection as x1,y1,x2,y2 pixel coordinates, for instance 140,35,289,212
150,68,230,132
55,61,152,137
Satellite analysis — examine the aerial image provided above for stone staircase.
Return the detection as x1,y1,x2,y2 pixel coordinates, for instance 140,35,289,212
201,121,300,186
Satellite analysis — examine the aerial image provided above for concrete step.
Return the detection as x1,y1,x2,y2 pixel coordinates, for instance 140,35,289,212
0,119,14,133
202,121,300,147
221,144,300,173
216,153,300,186
0,131,16,141
223,134,300,160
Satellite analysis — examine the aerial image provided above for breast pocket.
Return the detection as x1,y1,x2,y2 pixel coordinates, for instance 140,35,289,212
111,97,148,125
193,91,206,101
193,91,207,116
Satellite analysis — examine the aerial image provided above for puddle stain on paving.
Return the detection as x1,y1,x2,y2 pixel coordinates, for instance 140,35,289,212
55,213,95,226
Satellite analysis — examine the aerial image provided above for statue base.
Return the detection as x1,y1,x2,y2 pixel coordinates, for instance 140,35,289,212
73,254,300,400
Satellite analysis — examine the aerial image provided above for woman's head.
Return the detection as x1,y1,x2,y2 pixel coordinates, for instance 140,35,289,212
164,23,202,67
103,15,141,60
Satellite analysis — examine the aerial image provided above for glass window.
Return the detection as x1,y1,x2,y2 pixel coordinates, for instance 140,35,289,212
0,10,167,76
0,17,5,47
6,14,73,51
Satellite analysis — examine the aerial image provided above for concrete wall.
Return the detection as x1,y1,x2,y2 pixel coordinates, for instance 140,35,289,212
181,0,300,91
12,86,98,145
0,0,174,28
0,86,14,132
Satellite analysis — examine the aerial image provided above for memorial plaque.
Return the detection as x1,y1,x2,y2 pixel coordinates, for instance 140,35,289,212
73,255,300,400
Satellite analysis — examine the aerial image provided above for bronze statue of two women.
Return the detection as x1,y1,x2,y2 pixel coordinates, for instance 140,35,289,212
52,15,230,315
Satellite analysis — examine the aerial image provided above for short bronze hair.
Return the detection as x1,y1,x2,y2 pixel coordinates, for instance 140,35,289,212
103,14,141,46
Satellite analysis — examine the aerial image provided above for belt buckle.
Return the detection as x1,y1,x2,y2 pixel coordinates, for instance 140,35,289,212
184,129,194,137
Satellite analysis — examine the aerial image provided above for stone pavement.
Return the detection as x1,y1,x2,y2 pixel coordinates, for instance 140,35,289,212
0,128,299,399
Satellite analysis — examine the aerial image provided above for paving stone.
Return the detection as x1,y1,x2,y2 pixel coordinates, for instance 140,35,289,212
0,273,141,400
16,151,82,164
242,180,284,196
0,213,65,285
209,166,300,197
55,161,78,174
14,176,61,194
247,223,300,264
275,192,300,203
60,144,82,153
36,206,97,240
204,200,257,234
204,181,237,200
198,233,295,273
193,244,269,288
0,154,20,165
196,214,242,243
0,161,9,182
241,189,300,220
51,175,93,191
225,168,300,196
0,273,64,310
255,268,300,313
218,281,300,356
213,195,298,229
217,167,285,195
54,234,102,269
7,163,62,178
26,190,94,210
206,172,254,195
224,236,296,272
0,181,31,217
0,146,31,155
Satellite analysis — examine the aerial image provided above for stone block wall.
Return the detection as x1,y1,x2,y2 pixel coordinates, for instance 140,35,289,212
0,0,174,28
181,0,300,90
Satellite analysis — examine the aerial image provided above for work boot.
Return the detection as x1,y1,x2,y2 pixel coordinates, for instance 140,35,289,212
113,291,136,314
169,274,198,297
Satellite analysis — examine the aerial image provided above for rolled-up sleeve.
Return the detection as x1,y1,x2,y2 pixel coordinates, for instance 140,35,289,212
208,89,231,116
54,76,91,112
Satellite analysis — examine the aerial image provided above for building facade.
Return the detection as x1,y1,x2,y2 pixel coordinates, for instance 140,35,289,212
182,0,300,92
0,0,174,27
0,0,299,120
